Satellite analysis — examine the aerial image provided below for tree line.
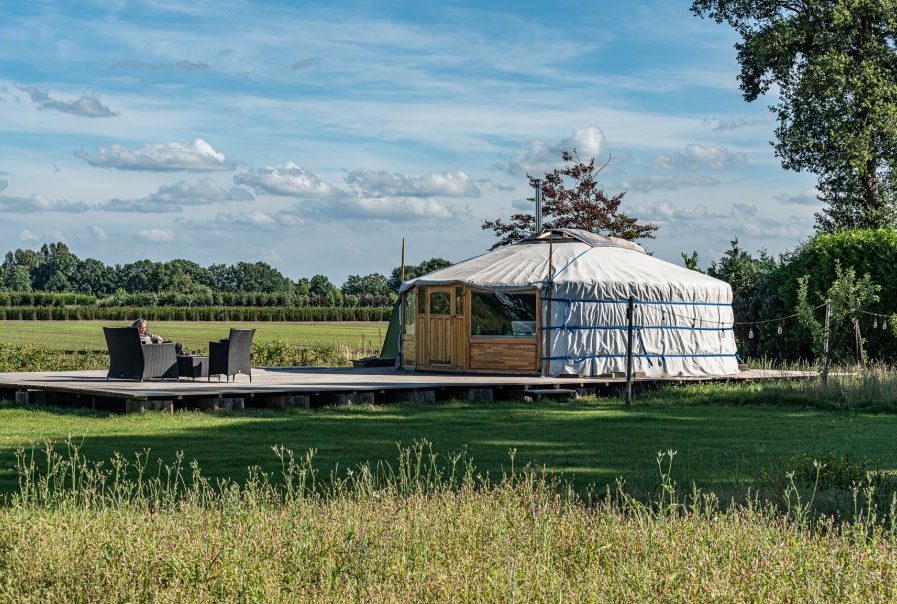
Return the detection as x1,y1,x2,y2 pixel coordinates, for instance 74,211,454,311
0,242,451,306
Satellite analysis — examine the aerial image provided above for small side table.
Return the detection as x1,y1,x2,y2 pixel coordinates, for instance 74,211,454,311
177,355,209,380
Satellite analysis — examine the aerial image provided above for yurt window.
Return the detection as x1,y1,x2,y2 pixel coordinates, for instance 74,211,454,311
430,291,451,315
471,291,537,337
417,287,426,314
403,291,415,336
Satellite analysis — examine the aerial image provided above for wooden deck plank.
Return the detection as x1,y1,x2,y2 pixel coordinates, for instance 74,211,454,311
0,367,816,401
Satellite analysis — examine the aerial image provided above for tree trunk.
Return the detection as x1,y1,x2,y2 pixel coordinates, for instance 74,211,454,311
862,156,880,213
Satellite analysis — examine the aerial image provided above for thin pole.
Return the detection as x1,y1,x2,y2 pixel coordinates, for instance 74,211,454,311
822,298,831,384
400,238,406,282
542,236,553,376
534,179,543,234
624,296,634,406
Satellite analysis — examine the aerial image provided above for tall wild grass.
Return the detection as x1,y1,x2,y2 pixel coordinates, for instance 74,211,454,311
2,441,896,602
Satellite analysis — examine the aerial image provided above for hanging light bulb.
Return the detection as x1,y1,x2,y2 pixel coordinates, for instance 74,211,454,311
748,327,755,339
777,324,783,335
874,317,879,329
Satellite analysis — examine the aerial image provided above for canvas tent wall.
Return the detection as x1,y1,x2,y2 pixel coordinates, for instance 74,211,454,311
397,229,739,377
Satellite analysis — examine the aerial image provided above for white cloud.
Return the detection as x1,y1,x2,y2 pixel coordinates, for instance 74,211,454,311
621,174,720,193
0,194,90,213
739,216,804,239
495,126,606,175
89,225,109,240
17,229,38,241
137,228,175,242
101,179,253,213
19,86,117,118
637,200,725,223
75,139,233,172
235,162,344,197
345,169,481,198
774,191,819,205
655,144,746,171
702,117,766,131
300,196,454,222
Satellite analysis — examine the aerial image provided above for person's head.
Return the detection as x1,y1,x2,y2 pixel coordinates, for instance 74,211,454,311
131,318,147,334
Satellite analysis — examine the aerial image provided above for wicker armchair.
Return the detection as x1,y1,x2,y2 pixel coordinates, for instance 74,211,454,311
209,328,255,382
103,327,178,381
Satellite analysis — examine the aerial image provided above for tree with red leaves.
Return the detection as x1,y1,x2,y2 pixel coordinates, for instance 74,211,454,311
482,151,658,249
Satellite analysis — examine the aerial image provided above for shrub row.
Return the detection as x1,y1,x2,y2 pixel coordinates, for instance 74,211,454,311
0,292,97,307
97,290,397,308
0,306,392,322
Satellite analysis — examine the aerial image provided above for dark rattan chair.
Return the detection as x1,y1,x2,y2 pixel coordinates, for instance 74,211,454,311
208,328,255,382
103,327,178,381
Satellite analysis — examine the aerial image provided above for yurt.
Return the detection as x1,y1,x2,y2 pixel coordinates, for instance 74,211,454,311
395,228,738,377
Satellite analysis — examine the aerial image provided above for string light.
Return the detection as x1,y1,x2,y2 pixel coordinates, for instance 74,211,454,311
874,317,878,329
748,327,754,339
777,324,783,335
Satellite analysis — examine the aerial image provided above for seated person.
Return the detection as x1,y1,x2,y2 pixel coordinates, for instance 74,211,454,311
131,318,163,344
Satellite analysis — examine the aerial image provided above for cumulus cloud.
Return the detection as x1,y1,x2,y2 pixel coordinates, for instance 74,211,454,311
18,229,38,241
292,58,325,70
137,228,175,242
620,174,720,193
345,169,481,198
739,216,804,239
300,197,454,222
235,162,344,197
495,126,606,175
655,144,746,171
0,194,89,213
101,179,253,213
19,86,117,118
75,139,232,172
774,191,819,205
637,200,726,223
89,225,109,240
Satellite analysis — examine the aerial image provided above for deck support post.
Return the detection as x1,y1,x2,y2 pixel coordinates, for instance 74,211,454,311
624,296,635,406
14,390,29,405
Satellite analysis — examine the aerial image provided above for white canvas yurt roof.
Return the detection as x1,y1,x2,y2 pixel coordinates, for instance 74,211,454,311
402,229,738,378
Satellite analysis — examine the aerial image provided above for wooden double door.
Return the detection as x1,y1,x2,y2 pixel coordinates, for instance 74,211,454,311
417,286,466,369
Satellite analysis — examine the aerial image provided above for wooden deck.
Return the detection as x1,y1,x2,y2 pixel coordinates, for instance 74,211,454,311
0,367,816,412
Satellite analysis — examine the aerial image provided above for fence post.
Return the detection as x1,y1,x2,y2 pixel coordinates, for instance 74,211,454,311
625,296,634,406
822,298,831,384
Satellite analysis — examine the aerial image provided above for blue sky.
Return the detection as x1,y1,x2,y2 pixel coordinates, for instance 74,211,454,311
0,0,818,282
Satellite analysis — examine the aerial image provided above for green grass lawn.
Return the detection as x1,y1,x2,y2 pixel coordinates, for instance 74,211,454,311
1,393,895,496
0,320,388,352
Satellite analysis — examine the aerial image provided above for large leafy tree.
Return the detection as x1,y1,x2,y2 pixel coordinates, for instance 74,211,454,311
692,0,897,231
388,258,453,291
482,152,658,249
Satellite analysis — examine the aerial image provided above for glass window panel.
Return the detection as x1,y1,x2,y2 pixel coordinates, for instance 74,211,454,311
471,291,537,337
403,292,415,335
430,291,450,315
418,287,426,314
455,287,463,316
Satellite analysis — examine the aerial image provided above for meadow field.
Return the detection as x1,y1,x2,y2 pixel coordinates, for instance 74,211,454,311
0,320,388,352
3,320,897,600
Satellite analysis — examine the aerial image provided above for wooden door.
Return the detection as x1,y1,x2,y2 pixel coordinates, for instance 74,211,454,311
426,287,455,365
